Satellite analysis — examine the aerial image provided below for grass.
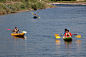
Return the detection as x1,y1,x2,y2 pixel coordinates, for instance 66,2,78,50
0,0,55,15
1,0,85,15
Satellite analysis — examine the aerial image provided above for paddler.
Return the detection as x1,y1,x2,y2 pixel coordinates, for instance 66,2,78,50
12,27,20,34
34,14,37,17
64,30,72,37
62,29,67,36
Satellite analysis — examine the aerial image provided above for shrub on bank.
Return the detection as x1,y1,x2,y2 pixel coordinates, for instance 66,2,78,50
31,2,46,10
0,0,54,15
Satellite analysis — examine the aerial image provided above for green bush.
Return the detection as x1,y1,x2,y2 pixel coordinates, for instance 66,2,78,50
0,0,54,15
32,4,37,10
37,2,43,8
20,5,25,9
0,0,6,3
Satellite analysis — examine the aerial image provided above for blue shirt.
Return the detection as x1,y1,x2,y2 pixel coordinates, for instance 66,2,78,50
63,31,65,35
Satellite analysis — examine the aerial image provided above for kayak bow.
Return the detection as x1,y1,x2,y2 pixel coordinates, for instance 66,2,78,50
63,37,72,41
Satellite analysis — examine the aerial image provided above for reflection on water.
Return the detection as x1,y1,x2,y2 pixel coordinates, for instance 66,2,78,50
64,41,72,48
76,40,81,44
64,41,72,57
13,36,28,54
55,39,61,45
75,40,81,55
13,36,27,40
76,40,81,48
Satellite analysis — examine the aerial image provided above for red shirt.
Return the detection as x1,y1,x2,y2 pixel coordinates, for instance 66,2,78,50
64,32,72,37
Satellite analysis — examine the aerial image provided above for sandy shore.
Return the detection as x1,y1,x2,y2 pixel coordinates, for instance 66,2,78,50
50,2,86,5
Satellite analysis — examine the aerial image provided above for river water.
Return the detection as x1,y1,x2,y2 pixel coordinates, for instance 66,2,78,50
0,4,86,57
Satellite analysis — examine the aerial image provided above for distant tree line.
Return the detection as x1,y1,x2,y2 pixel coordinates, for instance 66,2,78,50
0,0,40,3
49,0,76,1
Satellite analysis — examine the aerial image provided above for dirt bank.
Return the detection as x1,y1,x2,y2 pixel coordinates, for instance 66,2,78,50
50,2,86,5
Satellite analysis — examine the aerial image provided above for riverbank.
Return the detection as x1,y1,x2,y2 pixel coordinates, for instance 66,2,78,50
0,1,86,15
49,2,86,5
0,1,56,15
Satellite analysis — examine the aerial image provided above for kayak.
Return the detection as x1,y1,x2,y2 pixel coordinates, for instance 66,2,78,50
33,16,37,19
13,36,25,39
11,33,25,37
63,37,72,41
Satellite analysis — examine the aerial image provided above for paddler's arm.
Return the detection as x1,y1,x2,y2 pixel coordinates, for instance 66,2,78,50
12,30,14,32
18,29,20,33
62,31,65,36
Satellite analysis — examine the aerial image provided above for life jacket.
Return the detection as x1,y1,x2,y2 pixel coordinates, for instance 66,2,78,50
14,29,19,33
64,32,72,37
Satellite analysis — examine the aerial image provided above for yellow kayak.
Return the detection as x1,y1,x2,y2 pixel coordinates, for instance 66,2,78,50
11,33,25,37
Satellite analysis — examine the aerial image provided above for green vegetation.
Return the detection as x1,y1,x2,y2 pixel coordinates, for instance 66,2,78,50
1,0,85,15
0,0,54,15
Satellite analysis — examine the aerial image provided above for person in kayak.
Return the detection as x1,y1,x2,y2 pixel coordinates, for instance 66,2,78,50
12,27,20,34
64,30,72,37
34,14,37,17
62,29,67,36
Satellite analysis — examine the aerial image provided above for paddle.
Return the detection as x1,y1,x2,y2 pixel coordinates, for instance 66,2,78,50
6,29,27,34
55,35,81,39
39,17,41,18
31,12,33,14
72,34,77,35
31,12,39,14
56,36,61,39
6,29,11,30
31,12,41,18
54,34,59,36
54,34,77,37
22,31,27,34
75,35,81,38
